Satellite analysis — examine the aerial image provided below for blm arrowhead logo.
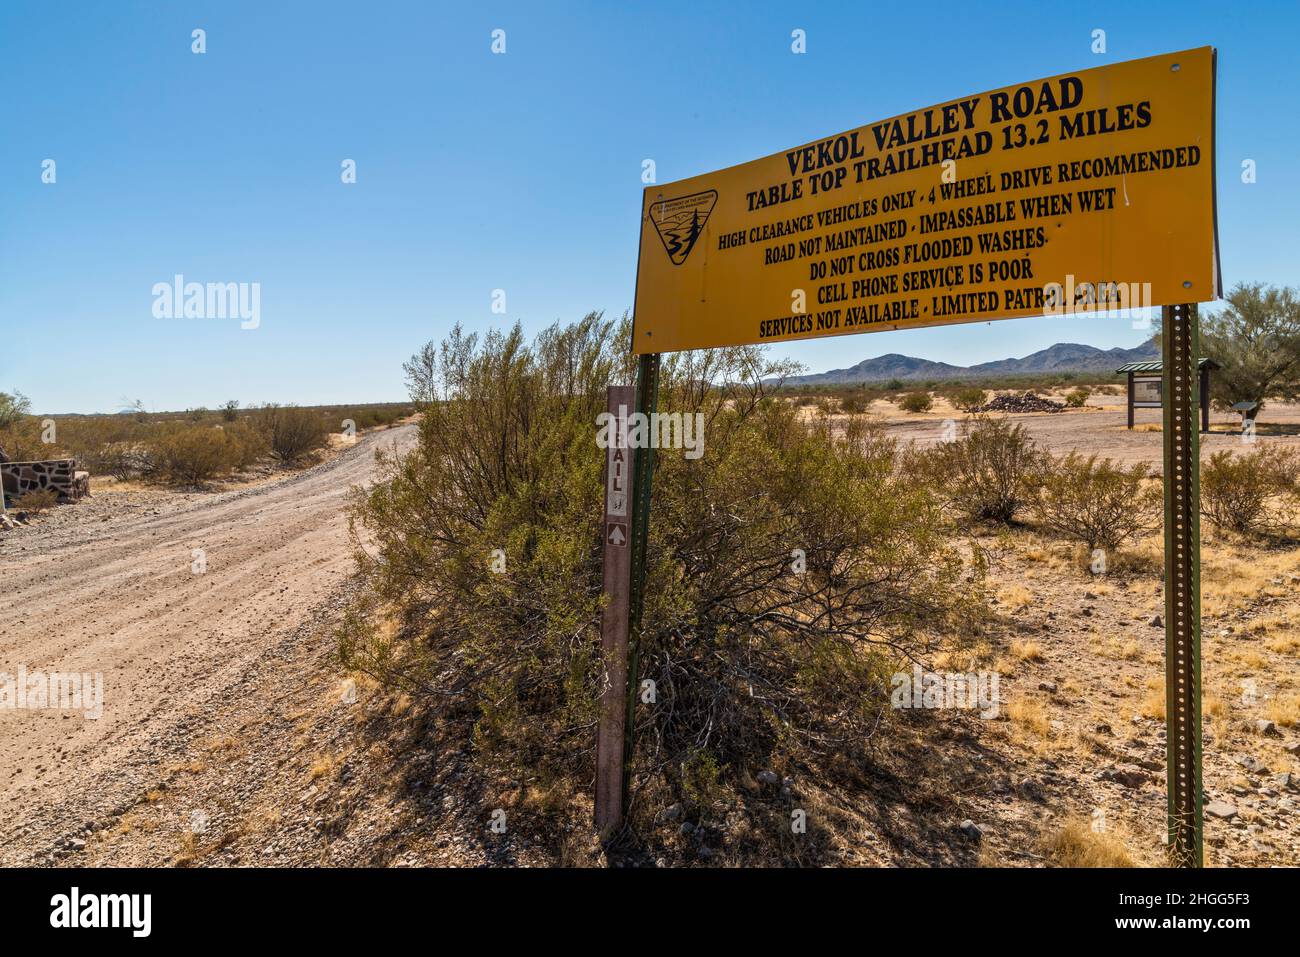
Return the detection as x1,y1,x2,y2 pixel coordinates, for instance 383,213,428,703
648,190,717,266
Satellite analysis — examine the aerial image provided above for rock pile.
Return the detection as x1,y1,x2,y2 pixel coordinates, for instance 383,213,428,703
974,391,1065,414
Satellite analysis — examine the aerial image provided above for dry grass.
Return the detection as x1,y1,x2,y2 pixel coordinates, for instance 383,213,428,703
1266,695,1300,728
1236,649,1267,670
997,585,1035,613
204,734,241,756
1007,697,1051,738
1266,634,1300,655
931,640,996,673
1201,546,1299,619
173,831,201,867
1074,728,1113,756
1139,681,1166,721
1204,692,1229,722
112,810,160,836
1112,639,1142,661
1248,612,1291,636
1010,639,1044,662
308,754,339,780
1041,817,1135,867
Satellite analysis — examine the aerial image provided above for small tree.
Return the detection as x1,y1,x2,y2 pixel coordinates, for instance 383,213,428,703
0,391,52,461
119,398,149,423
1198,283,1300,424
0,390,32,431
220,400,241,422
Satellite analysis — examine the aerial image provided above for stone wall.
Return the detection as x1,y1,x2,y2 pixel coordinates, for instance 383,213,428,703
1,459,90,506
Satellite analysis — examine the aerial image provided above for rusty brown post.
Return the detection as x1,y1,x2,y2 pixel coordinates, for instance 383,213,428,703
595,385,635,837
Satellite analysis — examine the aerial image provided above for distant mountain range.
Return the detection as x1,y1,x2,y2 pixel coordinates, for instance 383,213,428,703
783,339,1159,385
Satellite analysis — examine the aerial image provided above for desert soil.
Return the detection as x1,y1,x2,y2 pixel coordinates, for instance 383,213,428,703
869,392,1300,466
0,426,419,865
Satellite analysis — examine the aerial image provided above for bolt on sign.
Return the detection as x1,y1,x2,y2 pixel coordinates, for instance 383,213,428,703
632,47,1218,354
596,386,635,835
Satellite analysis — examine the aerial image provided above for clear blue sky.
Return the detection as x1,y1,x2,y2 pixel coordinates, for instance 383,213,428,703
2,1,1296,413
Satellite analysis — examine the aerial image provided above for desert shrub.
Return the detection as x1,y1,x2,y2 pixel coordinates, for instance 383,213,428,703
0,390,33,438
1041,818,1134,867
14,488,59,513
340,313,984,827
1064,388,1090,408
254,404,328,463
82,427,154,479
0,416,52,462
220,400,240,422
0,392,70,463
344,403,414,429
1031,452,1161,551
839,392,867,414
899,391,933,413
223,419,270,471
151,424,237,485
1200,445,1300,536
952,387,987,412
912,416,1045,524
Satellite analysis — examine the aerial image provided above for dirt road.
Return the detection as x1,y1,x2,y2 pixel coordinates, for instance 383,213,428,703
0,425,414,865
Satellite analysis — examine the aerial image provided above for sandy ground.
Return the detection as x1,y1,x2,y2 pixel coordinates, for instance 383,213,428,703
0,425,414,865
861,394,1300,466
959,530,1300,867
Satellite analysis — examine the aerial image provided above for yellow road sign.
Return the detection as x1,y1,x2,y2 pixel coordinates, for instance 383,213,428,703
632,47,1218,354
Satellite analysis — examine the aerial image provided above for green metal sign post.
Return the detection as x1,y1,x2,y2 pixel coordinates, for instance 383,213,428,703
1161,302,1204,867
622,352,660,822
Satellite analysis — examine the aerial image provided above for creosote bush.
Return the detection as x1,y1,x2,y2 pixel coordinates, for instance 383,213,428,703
912,416,1044,524
952,387,987,412
14,488,59,513
1031,453,1161,552
0,401,403,487
1200,445,1300,537
898,390,933,413
152,424,238,485
838,392,868,414
340,312,986,834
253,404,329,463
